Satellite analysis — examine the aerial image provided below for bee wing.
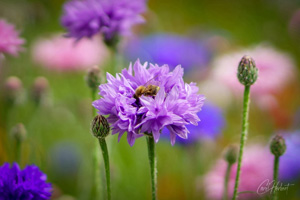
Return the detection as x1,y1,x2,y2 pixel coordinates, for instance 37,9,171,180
144,74,160,86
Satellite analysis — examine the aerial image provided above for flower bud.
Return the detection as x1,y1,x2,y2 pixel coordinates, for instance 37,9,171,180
85,66,101,91
223,144,238,165
31,77,49,105
270,134,286,157
10,123,26,142
4,76,23,103
237,55,258,86
91,115,110,139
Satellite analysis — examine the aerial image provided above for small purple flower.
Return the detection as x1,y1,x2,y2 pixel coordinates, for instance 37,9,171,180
93,60,205,146
279,131,300,182
162,102,225,145
124,34,212,71
61,0,146,43
0,162,52,200
0,19,24,56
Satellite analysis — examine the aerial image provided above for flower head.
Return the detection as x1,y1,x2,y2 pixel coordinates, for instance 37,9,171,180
124,34,212,71
0,19,24,56
0,162,52,200
61,0,146,44
161,102,225,145
204,145,273,199
32,35,107,71
93,60,205,146
212,45,295,97
279,131,300,181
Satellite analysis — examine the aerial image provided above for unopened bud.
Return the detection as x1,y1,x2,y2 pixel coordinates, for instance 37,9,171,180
91,115,110,139
4,76,23,102
270,134,286,157
10,123,26,142
31,77,49,105
224,144,238,165
85,66,101,91
237,55,258,86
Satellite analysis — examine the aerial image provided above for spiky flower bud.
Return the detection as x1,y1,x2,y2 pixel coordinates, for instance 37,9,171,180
4,76,23,102
31,77,49,105
85,65,101,91
270,134,286,157
91,115,110,139
223,144,238,165
237,55,258,86
10,123,26,142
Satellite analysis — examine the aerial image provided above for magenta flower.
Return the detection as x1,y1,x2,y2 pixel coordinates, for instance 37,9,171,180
0,19,24,56
61,0,146,43
204,145,273,199
93,60,205,146
32,35,108,71
212,45,295,97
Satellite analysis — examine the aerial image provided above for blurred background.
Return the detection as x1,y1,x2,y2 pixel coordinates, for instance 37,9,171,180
0,0,300,199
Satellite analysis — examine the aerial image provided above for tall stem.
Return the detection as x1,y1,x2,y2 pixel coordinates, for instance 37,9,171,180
146,136,157,200
99,138,111,200
272,156,279,200
232,85,251,200
223,163,232,200
91,89,101,199
15,139,21,164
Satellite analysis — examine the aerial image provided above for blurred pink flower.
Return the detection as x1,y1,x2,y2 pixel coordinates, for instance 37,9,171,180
0,19,24,56
204,145,273,199
212,45,296,98
32,35,108,71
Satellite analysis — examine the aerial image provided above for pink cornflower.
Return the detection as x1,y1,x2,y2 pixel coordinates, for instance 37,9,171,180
204,145,273,199
32,35,108,71
0,19,24,56
212,45,295,98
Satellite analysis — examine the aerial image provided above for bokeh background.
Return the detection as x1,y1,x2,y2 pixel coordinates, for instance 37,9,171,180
1,0,300,199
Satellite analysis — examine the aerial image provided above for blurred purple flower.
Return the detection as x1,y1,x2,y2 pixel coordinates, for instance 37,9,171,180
93,60,205,146
279,131,300,182
162,102,225,144
61,0,146,43
204,145,273,199
49,142,81,177
0,162,52,200
0,19,24,56
124,34,212,70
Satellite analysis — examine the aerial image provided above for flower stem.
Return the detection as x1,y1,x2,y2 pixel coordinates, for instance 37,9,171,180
91,89,101,199
223,163,232,200
15,139,21,164
232,85,251,200
98,138,111,200
272,156,279,200
146,136,157,200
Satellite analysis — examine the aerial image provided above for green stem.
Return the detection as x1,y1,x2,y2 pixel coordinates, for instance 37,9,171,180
232,85,251,200
272,156,279,200
15,139,21,164
91,89,97,116
223,163,232,200
91,89,101,199
98,138,111,200
146,136,157,200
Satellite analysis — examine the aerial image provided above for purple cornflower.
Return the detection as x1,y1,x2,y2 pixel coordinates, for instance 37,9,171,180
61,0,146,43
124,34,212,71
0,162,52,200
279,131,300,182
0,19,24,56
93,60,205,146
162,102,225,145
